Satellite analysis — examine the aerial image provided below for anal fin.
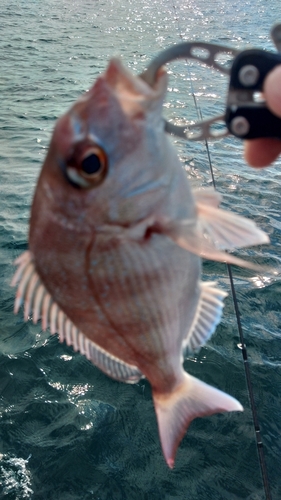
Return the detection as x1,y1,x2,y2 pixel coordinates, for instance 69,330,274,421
183,281,227,354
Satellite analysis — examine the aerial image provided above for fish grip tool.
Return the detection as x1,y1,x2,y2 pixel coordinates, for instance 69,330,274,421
140,23,281,142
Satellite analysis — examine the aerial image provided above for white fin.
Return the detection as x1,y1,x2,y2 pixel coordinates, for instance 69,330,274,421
194,188,269,250
33,284,46,324
183,281,227,354
11,251,143,384
193,187,222,207
153,372,243,468
162,188,269,269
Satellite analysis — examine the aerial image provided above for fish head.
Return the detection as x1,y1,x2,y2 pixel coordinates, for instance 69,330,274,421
30,58,171,239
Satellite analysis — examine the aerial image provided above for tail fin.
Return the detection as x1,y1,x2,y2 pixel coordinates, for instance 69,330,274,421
153,373,243,468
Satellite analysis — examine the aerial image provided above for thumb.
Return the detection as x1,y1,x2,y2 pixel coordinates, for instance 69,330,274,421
264,65,281,118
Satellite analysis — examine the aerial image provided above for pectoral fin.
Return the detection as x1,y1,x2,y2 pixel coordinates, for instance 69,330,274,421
161,188,269,269
194,187,269,250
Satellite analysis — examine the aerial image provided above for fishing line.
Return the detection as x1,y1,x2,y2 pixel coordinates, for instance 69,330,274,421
170,3,272,499
187,72,216,187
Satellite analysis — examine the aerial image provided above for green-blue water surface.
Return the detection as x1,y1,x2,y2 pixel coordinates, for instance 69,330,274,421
1,1,281,498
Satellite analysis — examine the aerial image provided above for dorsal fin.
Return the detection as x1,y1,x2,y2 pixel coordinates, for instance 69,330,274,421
183,281,227,354
11,251,143,384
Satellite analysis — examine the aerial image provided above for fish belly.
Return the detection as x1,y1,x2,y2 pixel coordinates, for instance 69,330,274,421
85,231,201,388
30,215,201,390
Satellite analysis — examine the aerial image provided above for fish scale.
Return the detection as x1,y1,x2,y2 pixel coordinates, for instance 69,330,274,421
91,234,193,370
91,237,168,360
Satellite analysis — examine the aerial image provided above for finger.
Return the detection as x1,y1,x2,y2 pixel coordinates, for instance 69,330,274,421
243,66,281,168
264,65,281,118
244,138,281,167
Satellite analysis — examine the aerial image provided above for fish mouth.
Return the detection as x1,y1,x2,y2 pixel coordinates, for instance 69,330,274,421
11,250,142,383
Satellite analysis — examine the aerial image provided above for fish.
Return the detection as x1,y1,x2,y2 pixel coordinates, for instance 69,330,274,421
11,58,269,468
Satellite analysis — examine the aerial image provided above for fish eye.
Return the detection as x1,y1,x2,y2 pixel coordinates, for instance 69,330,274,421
65,144,108,189
81,153,103,175
79,147,108,185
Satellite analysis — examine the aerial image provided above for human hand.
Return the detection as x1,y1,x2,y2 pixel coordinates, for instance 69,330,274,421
244,65,281,167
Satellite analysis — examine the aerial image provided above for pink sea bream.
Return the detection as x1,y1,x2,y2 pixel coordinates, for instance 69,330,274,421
12,58,269,467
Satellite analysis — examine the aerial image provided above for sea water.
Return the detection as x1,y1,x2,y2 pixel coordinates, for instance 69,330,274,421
0,0,281,498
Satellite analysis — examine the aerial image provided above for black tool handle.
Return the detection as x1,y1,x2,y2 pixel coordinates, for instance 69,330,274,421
225,49,281,139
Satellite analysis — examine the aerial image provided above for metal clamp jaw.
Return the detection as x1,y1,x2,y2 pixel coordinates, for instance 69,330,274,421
140,24,281,141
